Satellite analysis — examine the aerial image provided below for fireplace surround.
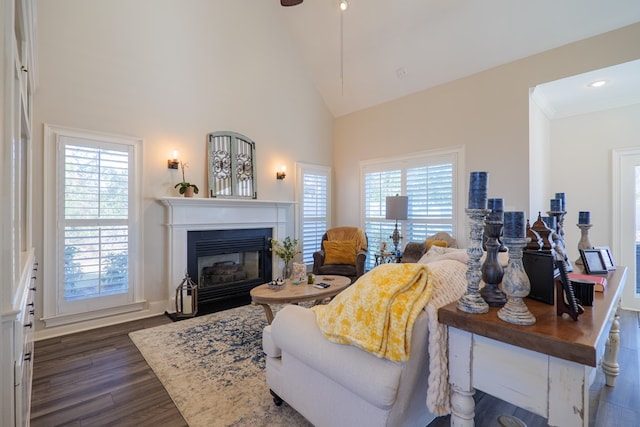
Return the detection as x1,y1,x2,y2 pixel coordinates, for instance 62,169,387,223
160,197,294,312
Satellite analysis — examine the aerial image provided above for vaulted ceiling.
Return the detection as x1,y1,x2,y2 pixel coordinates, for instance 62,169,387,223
275,0,640,117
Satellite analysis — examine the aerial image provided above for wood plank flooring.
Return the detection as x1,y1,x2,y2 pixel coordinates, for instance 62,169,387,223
31,310,639,427
30,315,187,427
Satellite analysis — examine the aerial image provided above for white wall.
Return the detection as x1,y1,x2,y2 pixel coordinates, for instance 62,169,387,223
333,23,640,243
550,103,640,263
32,0,333,335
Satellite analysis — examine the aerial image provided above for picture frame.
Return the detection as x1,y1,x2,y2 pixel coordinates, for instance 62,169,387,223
595,246,616,270
579,249,608,275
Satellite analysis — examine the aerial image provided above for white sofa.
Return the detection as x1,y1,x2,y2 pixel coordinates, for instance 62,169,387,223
262,257,469,427
263,304,435,427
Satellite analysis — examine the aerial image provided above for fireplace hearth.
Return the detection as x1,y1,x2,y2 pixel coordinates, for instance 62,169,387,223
187,228,272,308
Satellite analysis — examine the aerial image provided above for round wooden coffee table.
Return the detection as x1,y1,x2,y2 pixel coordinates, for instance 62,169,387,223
250,275,351,324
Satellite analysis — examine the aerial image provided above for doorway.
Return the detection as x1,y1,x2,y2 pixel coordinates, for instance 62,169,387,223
613,148,640,310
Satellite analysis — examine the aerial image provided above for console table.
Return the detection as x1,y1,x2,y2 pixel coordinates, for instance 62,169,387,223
438,267,627,427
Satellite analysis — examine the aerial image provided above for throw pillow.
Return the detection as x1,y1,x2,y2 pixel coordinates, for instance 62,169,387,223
426,239,449,251
323,240,357,265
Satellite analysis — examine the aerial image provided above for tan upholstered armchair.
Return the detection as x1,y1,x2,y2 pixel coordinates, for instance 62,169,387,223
312,227,368,283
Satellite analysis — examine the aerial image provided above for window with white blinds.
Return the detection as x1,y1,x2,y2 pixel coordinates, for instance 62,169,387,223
44,125,144,322
362,151,458,270
296,163,331,265
63,142,130,302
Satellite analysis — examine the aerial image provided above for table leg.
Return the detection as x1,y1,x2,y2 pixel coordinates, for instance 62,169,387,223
257,303,275,324
448,327,475,426
602,306,621,387
450,386,475,427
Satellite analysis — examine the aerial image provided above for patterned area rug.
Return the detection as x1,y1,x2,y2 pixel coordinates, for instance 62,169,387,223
129,304,311,426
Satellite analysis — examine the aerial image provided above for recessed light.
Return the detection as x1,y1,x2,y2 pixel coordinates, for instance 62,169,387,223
588,80,608,88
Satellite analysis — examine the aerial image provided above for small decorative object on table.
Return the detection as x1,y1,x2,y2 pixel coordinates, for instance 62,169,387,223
547,194,571,272
498,211,536,326
480,198,506,307
555,260,584,321
268,278,286,290
579,248,608,274
595,246,616,271
270,236,300,279
292,262,306,284
575,211,593,265
458,171,490,314
175,272,198,318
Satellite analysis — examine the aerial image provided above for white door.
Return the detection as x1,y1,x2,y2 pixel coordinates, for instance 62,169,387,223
613,148,640,311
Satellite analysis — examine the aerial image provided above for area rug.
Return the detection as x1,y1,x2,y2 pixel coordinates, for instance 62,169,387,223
129,304,311,427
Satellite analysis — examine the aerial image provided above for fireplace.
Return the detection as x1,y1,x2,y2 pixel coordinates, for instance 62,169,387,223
187,228,272,306
160,197,294,315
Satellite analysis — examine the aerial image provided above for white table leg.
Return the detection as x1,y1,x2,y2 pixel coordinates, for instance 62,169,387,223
450,385,475,426
602,307,621,387
448,327,475,426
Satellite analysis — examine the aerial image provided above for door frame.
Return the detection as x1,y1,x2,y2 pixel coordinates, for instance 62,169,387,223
612,147,640,311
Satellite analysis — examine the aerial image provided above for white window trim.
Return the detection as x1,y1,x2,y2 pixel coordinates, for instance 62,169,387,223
42,124,145,327
359,145,466,241
295,162,332,266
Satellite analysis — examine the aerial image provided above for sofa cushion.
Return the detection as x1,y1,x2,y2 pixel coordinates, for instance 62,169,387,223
323,240,357,265
317,264,357,277
270,304,403,409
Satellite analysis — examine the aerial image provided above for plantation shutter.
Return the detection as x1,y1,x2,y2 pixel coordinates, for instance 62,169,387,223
361,151,457,271
61,137,132,307
364,170,401,266
405,163,453,241
301,172,328,264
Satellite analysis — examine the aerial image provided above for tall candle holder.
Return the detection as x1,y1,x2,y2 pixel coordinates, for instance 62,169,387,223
575,223,593,265
457,208,490,314
547,210,572,272
498,237,536,325
480,220,506,306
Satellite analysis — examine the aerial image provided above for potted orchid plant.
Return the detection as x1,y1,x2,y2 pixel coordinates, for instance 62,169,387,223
174,161,199,197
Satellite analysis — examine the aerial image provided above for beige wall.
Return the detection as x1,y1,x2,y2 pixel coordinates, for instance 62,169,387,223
32,0,333,334
550,103,640,262
333,23,640,241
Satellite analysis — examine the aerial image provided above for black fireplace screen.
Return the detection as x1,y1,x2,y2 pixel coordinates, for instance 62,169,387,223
187,228,272,305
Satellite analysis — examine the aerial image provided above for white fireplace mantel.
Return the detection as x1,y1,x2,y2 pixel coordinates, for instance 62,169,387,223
158,197,296,311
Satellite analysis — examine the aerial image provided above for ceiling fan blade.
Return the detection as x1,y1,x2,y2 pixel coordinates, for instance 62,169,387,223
281,0,303,6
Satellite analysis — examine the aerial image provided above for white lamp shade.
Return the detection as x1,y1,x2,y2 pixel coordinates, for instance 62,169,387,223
386,196,408,220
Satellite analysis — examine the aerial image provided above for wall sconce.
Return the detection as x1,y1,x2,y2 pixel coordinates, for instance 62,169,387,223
168,150,179,169
276,166,286,180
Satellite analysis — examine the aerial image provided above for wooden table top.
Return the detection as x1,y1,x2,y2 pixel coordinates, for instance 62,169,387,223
438,267,627,367
250,275,351,305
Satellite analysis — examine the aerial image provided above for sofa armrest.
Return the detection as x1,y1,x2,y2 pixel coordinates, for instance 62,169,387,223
262,324,281,358
270,305,403,408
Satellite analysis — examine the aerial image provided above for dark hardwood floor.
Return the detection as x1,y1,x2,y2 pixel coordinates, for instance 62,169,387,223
31,310,639,427
30,315,187,427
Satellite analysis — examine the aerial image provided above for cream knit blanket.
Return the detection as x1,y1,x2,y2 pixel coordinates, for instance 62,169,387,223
421,259,468,416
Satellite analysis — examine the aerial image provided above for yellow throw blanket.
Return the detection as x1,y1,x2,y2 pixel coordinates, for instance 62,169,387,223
312,263,432,362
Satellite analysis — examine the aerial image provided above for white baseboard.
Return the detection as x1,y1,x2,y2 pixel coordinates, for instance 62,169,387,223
34,300,169,341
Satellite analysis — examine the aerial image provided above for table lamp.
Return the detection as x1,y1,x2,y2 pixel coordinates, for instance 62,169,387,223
386,195,408,254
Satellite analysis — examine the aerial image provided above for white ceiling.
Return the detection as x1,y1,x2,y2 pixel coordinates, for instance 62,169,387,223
532,59,640,119
275,0,640,117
